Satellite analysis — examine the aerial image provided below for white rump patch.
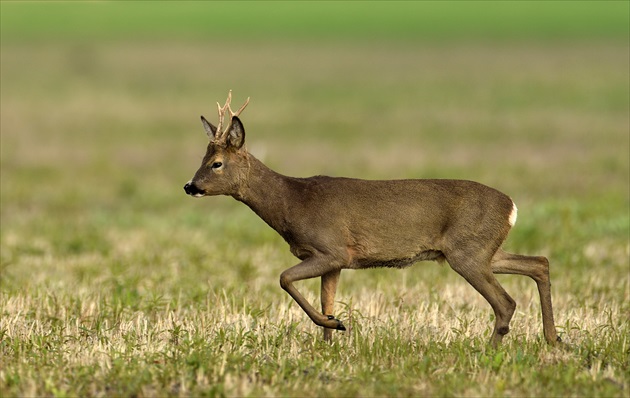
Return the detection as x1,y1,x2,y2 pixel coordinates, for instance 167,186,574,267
508,202,518,226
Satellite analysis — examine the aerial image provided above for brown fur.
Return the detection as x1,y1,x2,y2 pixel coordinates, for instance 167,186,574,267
184,113,560,347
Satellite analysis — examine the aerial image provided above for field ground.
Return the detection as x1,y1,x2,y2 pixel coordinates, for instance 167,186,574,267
1,2,629,397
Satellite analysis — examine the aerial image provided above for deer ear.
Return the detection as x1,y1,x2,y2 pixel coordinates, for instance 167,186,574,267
201,116,217,141
227,116,245,149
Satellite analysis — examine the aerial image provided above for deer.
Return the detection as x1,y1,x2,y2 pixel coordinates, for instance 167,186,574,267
184,91,561,347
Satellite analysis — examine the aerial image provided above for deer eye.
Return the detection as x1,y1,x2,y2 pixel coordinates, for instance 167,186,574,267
211,162,223,169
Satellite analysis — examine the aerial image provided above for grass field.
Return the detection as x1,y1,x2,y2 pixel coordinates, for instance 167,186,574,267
1,2,629,397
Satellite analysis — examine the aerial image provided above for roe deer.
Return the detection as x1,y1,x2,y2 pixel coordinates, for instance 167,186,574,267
184,91,561,346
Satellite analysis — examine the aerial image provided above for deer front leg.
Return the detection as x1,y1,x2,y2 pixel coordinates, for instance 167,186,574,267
321,269,341,341
280,257,346,332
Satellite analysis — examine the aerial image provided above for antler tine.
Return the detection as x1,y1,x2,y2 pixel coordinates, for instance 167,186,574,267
214,90,233,141
214,102,224,140
229,96,250,118
224,89,233,111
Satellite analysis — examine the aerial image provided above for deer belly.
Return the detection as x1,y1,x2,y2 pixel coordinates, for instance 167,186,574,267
350,249,446,269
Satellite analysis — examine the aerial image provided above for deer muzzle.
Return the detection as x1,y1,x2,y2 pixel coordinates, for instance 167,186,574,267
184,181,205,198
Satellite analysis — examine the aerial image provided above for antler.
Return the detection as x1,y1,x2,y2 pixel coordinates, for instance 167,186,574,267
215,90,250,142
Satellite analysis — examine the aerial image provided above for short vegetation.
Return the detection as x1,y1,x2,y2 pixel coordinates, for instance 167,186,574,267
1,2,628,397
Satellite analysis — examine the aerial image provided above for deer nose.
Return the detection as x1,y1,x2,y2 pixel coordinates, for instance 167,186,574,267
184,181,203,196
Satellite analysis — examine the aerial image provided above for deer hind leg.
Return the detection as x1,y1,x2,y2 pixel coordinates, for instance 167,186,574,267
447,251,516,347
321,269,341,341
279,257,346,332
491,249,560,345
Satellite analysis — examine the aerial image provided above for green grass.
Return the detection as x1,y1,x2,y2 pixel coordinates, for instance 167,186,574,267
1,3,629,397
2,1,628,42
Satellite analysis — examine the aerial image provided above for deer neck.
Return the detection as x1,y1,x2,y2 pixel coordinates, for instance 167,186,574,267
232,153,294,234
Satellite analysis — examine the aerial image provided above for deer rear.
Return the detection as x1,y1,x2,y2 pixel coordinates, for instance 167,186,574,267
184,91,561,347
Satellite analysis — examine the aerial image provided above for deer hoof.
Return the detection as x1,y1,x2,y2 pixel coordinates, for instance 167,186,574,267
326,315,346,331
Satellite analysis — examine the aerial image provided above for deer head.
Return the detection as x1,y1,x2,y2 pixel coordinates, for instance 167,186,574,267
184,91,251,197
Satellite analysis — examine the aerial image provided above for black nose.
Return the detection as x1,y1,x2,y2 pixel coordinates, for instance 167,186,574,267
184,182,203,196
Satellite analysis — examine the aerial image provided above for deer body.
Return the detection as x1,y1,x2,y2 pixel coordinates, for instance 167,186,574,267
184,92,560,346
238,157,513,269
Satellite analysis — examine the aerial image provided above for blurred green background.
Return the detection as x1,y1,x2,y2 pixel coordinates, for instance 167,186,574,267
2,1,628,42
2,0,629,267
1,0,628,285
